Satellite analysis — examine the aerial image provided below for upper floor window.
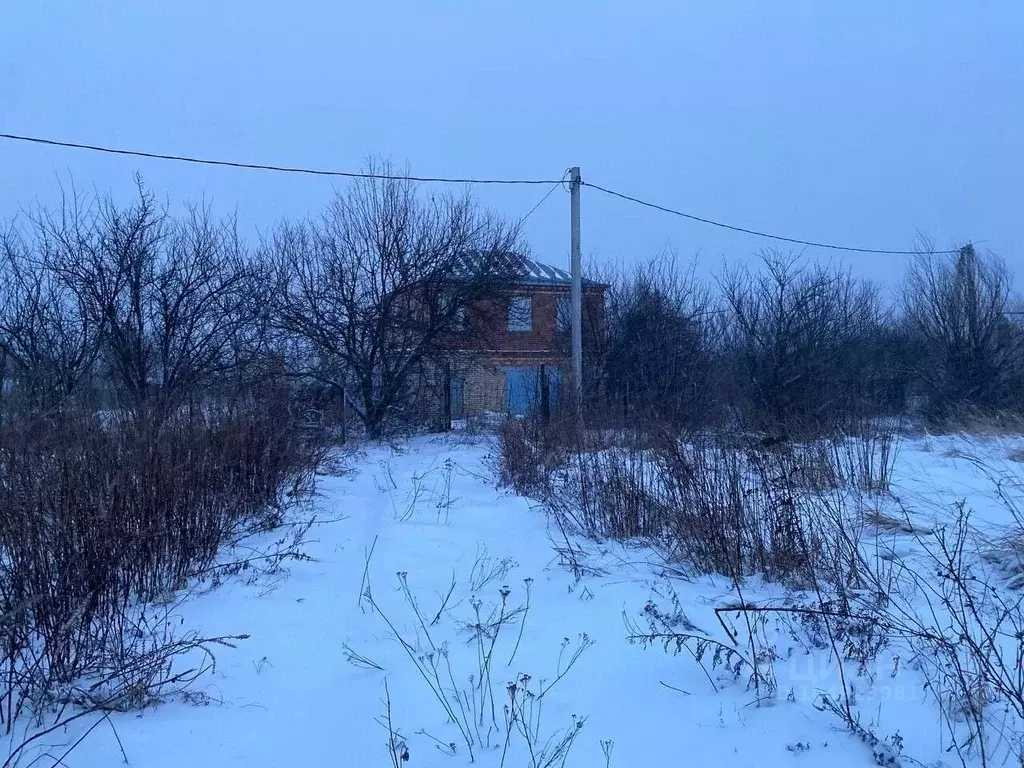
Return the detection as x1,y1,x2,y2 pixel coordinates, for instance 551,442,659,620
508,296,532,332
556,296,571,333
442,290,468,330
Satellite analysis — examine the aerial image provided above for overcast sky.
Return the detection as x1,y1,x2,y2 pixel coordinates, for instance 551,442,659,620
2,2,1021,286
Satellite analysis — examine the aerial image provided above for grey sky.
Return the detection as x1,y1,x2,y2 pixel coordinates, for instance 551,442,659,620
2,2,1021,286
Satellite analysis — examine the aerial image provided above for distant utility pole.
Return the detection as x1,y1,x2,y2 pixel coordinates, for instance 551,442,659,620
569,167,583,413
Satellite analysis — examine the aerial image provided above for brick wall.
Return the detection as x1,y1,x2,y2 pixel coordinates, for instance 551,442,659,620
446,284,604,359
459,357,570,415
463,359,506,414
440,282,604,418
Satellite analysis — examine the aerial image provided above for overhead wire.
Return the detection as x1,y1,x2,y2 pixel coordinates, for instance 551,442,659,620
582,181,962,255
519,169,569,224
0,132,563,185
0,131,969,255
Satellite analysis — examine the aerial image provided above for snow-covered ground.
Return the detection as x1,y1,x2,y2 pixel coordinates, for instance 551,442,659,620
7,432,1024,767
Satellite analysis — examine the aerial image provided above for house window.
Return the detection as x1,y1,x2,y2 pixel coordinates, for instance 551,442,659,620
556,296,571,333
508,296,532,332
440,290,468,329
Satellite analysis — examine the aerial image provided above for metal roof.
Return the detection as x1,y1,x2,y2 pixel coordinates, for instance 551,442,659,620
452,251,598,287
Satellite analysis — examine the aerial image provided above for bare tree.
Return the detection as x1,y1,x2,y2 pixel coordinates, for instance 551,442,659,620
903,244,1019,420
39,179,255,417
597,254,720,432
268,162,520,439
720,252,891,437
0,224,100,408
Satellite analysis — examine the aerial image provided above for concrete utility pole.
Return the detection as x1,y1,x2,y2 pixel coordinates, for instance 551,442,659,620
569,167,583,412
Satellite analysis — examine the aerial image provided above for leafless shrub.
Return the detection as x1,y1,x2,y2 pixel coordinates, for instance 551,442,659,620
904,244,1024,423
501,673,587,768
547,445,663,541
674,464,1021,767
752,419,901,496
593,253,722,432
938,406,1024,438
831,421,902,493
494,417,573,499
0,180,332,744
535,429,872,589
625,584,748,695
2,622,246,768
720,251,901,439
841,502,1024,767
366,565,590,766
469,547,517,594
0,378,326,730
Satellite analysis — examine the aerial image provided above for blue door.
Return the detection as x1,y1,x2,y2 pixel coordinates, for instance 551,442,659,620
505,366,562,417
505,367,540,416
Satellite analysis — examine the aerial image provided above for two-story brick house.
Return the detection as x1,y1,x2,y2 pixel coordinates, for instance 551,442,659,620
439,253,604,418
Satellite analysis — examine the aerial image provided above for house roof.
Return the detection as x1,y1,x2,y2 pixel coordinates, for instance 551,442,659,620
453,251,601,288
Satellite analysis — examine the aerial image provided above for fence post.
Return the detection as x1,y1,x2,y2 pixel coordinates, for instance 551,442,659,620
340,388,347,445
443,364,452,432
540,364,550,426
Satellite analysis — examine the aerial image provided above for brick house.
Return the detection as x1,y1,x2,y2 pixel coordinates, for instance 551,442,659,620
439,254,605,419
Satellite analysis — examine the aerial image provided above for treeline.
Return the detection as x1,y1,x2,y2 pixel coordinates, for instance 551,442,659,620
0,170,519,434
592,246,1024,438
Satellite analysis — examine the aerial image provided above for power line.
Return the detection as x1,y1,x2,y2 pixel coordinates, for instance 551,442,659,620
0,132,563,185
519,169,569,224
584,181,962,255
1,131,972,255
